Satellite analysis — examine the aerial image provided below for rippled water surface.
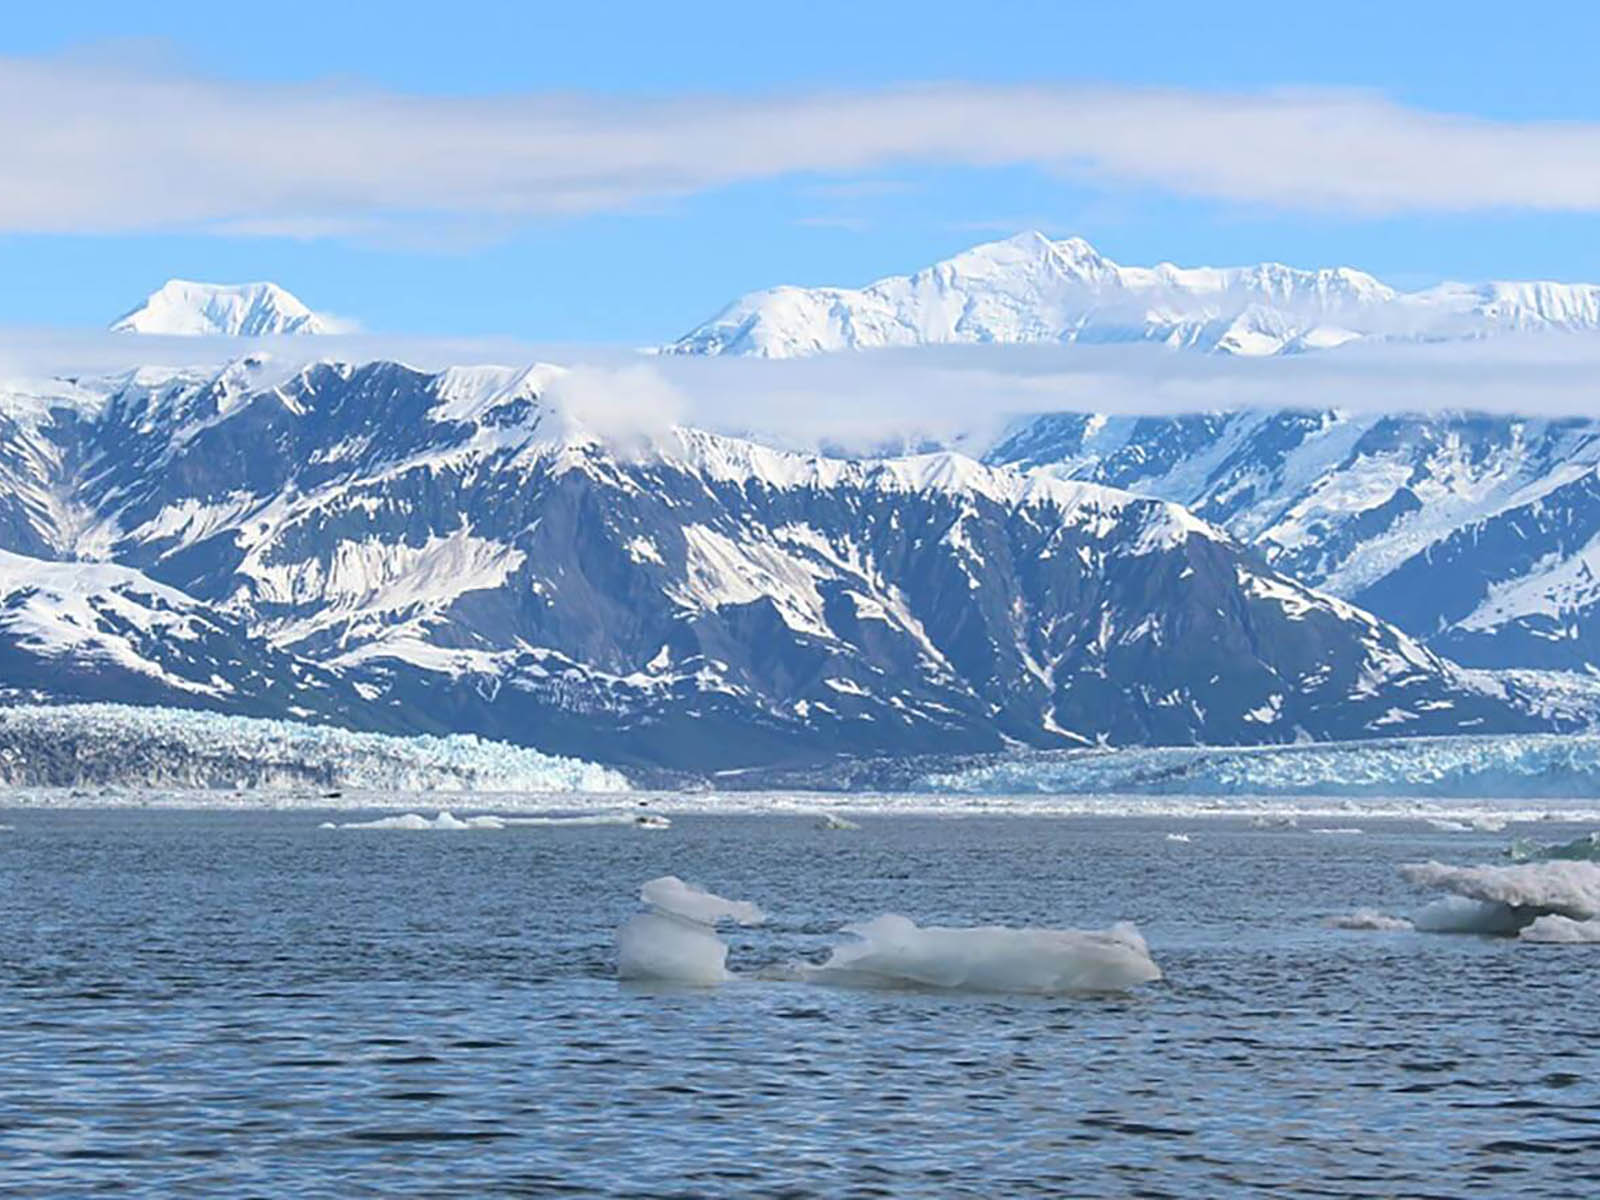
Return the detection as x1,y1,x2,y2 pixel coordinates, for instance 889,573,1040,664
2,807,1598,1197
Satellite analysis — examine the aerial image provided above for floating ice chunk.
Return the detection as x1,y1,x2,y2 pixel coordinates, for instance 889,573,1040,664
1412,896,1528,935
802,914,1161,995
640,876,765,926
501,813,671,829
1165,832,1191,843
1326,908,1412,931
1426,818,1471,832
1251,814,1298,829
1400,860,1600,920
332,810,504,830
1519,914,1600,944
616,876,765,986
1507,832,1600,863
1470,815,1508,833
1312,827,1364,835
815,813,861,831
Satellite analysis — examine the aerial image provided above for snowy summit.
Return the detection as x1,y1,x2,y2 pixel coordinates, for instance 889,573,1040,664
667,231,1600,358
110,280,332,336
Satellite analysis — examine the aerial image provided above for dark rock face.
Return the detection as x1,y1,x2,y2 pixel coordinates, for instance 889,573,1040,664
0,363,1551,768
987,409,1600,673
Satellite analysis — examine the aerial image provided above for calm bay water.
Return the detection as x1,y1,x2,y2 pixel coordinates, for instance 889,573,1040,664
1,806,1597,1197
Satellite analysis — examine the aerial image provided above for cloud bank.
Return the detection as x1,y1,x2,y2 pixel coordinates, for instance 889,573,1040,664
6,330,1600,457
8,54,1600,242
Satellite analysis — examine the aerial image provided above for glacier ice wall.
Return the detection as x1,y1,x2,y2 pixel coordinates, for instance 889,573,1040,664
0,703,629,792
920,734,1600,799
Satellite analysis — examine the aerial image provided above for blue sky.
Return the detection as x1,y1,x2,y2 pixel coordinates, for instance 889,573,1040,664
3,1,1599,341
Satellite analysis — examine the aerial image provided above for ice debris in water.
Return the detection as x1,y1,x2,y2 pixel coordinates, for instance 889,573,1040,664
1326,909,1413,932
1397,859,1600,938
1165,832,1191,843
814,812,861,831
1507,832,1600,863
501,813,671,829
614,876,1161,994
616,877,766,987
332,811,507,831
799,915,1163,995
1519,914,1600,944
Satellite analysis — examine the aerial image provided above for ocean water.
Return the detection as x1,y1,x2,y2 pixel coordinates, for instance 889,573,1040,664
1,806,1597,1197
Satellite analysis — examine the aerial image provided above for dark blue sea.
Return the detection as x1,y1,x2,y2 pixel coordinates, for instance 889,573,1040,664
1,807,1596,1197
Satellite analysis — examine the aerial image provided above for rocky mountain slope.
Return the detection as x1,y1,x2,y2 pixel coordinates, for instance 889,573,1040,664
0,358,1545,768
986,409,1600,674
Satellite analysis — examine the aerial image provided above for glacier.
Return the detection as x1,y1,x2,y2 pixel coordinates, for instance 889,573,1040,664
0,703,629,793
916,733,1600,799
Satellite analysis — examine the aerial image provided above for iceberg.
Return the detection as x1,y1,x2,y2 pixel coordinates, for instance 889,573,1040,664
331,811,507,831
1519,914,1600,944
798,914,1162,995
613,876,1160,994
1506,832,1600,863
616,877,765,986
1393,858,1600,938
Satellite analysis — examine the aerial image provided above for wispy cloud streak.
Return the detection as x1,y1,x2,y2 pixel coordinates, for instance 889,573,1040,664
5,55,1600,242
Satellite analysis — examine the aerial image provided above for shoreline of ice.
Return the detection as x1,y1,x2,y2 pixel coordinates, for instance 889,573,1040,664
3,785,1600,823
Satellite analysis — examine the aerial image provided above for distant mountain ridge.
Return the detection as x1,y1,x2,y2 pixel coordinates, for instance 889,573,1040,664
984,409,1600,677
0,357,1549,769
111,280,332,336
667,232,1600,358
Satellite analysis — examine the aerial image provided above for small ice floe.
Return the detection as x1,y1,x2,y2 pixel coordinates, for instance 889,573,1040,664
613,876,1162,994
1325,908,1413,932
617,876,765,986
1470,815,1509,833
1519,914,1600,944
815,812,861,831
798,915,1162,995
1164,833,1191,843
330,810,506,831
1311,827,1364,835
499,812,671,829
1397,859,1600,939
1425,818,1472,833
1250,814,1299,829
1507,831,1600,863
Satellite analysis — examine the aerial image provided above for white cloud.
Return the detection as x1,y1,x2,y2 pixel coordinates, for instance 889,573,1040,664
8,329,1600,459
6,55,1600,242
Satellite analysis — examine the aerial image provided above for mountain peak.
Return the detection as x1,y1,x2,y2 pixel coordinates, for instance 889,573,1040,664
110,280,333,336
668,237,1600,359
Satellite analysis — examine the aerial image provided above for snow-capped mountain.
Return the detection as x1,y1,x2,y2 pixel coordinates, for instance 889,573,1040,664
985,409,1600,675
110,280,332,336
667,232,1600,358
0,359,1546,769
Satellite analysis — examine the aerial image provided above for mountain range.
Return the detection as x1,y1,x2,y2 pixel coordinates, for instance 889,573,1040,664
10,237,1600,774
984,409,1600,684
0,357,1559,770
668,232,1600,358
